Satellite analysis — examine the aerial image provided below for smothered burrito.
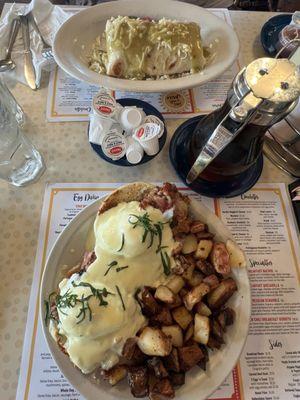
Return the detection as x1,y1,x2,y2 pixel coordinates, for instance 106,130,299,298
45,183,246,398
89,16,208,80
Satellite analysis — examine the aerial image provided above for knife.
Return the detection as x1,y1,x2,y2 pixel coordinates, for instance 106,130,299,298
20,15,37,90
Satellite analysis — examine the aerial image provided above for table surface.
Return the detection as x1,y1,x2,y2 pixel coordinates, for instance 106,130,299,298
0,8,293,400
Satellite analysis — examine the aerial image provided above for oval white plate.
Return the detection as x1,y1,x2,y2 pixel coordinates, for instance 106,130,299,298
53,0,240,92
40,194,251,400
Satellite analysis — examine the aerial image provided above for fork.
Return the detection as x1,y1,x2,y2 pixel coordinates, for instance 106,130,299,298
28,12,53,60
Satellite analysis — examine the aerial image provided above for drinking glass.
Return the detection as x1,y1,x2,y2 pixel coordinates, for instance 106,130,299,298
0,79,45,186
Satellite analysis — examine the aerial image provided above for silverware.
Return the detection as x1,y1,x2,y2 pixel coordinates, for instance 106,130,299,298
0,18,21,72
20,15,37,90
28,12,53,60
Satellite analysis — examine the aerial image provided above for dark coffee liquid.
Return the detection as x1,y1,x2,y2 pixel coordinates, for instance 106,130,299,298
189,99,269,182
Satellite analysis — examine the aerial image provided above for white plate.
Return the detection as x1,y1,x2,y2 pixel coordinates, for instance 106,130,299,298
53,0,240,92
40,194,251,400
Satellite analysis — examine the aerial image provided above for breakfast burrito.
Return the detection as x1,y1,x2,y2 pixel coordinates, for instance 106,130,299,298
89,16,207,79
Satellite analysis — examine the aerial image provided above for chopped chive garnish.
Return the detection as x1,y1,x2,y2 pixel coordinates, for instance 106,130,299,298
154,223,162,251
116,285,126,311
128,213,167,252
116,265,129,273
117,233,125,252
75,294,93,324
45,282,114,325
72,281,114,308
142,229,148,243
108,261,118,267
157,245,168,253
104,261,118,276
160,250,171,276
104,261,129,276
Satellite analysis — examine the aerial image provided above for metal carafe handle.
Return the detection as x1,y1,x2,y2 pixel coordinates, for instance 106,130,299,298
187,91,262,183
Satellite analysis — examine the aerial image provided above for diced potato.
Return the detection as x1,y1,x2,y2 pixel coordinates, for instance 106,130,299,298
196,231,214,240
207,278,237,310
177,344,204,371
137,327,172,356
212,319,224,343
166,275,185,294
147,357,168,378
190,221,206,234
139,287,160,316
122,338,146,363
197,344,209,371
195,302,212,317
162,325,183,347
155,285,176,304
150,306,173,326
207,337,222,349
196,259,215,276
226,239,247,268
101,365,127,386
164,348,180,372
183,283,210,311
195,240,213,259
203,274,219,289
172,240,184,256
167,294,182,309
173,255,190,275
128,366,149,397
184,323,194,343
210,242,230,275
224,307,235,325
182,234,198,254
186,271,204,287
181,263,195,281
217,311,226,330
150,378,175,398
218,307,235,329
179,287,188,298
194,314,210,345
172,306,193,330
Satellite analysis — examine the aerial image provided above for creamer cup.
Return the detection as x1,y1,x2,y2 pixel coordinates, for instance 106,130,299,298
133,123,160,156
102,128,127,160
144,115,164,138
93,92,117,119
119,107,145,132
88,114,114,146
126,136,144,164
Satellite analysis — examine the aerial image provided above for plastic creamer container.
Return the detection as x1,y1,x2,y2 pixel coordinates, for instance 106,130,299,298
133,123,160,156
102,128,127,160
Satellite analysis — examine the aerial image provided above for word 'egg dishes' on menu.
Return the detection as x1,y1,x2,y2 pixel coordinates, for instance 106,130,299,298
45,183,246,398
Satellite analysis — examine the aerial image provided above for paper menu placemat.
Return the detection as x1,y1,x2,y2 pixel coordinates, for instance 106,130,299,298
16,182,300,400
46,9,242,122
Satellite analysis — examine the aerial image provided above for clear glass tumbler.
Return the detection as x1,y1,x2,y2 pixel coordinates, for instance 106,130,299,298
0,79,45,186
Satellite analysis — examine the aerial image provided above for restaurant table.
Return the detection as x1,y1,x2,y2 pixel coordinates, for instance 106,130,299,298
0,7,294,400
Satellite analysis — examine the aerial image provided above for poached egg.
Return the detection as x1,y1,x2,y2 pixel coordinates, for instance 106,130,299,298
55,201,176,373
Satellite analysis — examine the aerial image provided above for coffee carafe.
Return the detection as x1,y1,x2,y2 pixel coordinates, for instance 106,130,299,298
169,56,300,197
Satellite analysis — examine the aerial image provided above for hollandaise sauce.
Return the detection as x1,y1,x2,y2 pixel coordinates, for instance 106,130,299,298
50,201,176,374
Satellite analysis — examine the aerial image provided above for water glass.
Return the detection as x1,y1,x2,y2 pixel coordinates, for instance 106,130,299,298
0,79,45,187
